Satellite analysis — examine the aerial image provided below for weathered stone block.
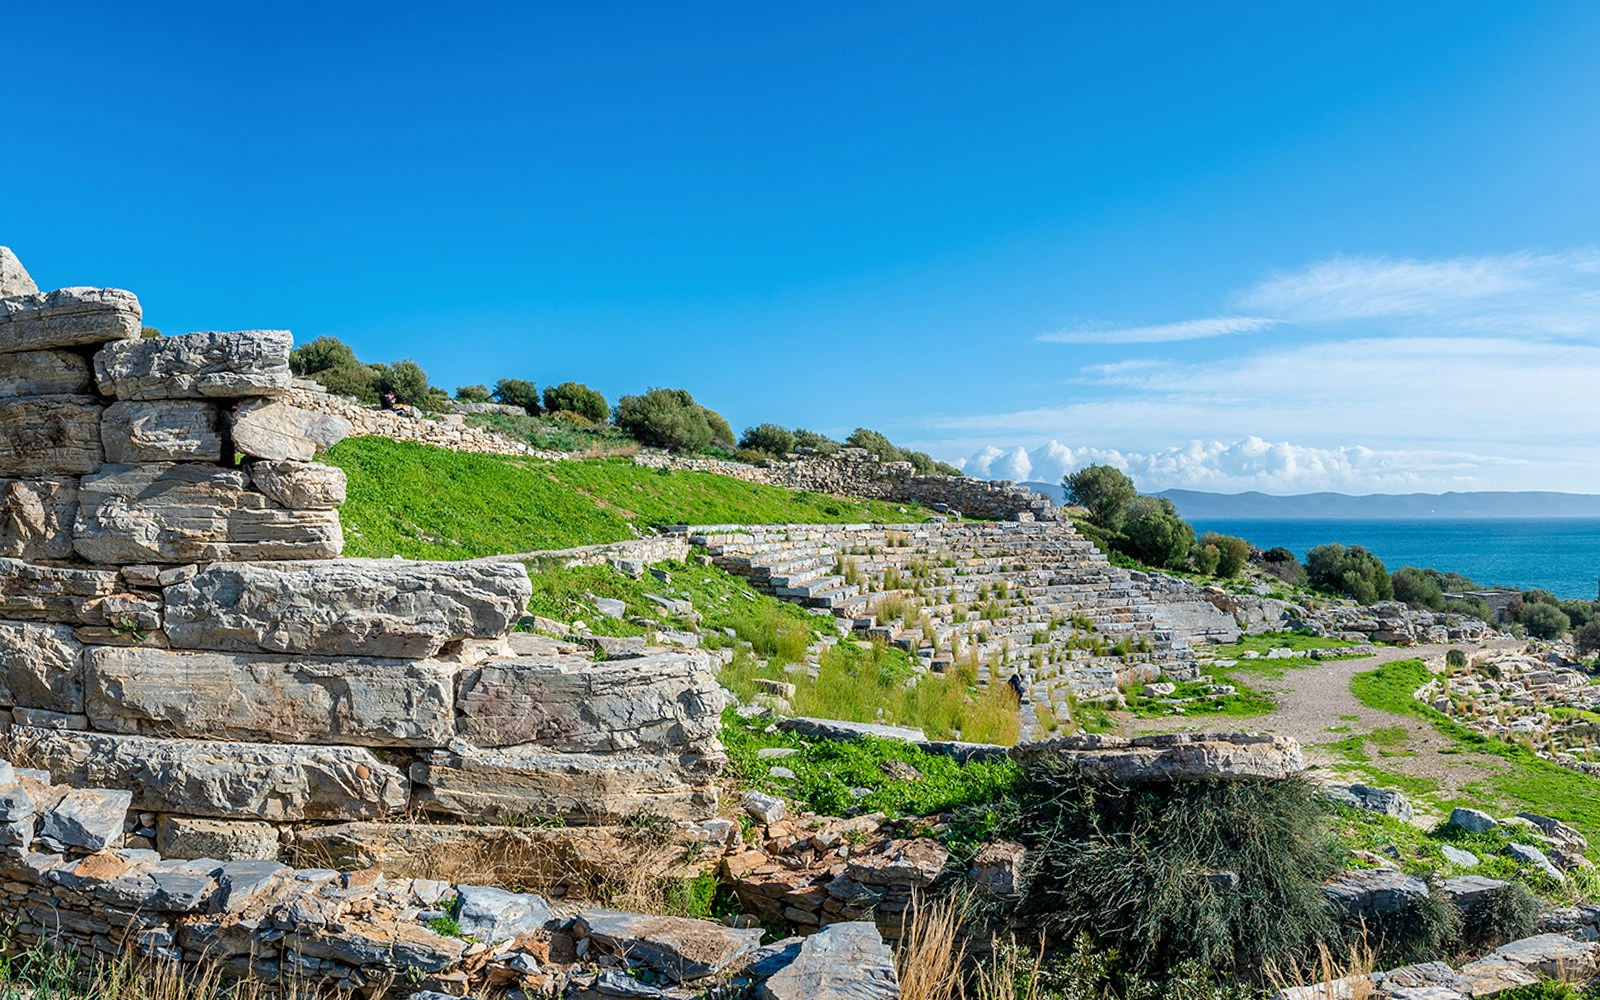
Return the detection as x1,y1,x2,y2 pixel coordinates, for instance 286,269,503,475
757,921,899,1000
93,330,292,400
164,559,531,659
0,558,127,625
229,399,350,461
0,478,79,560
411,746,721,824
0,247,35,297
248,460,347,509
455,650,723,751
454,885,553,943
577,908,763,983
0,395,103,476
0,620,84,713
101,401,223,463
0,287,141,354
38,788,132,853
157,816,281,861
0,350,93,396
73,463,343,564
85,645,456,746
1010,732,1305,783
18,728,408,821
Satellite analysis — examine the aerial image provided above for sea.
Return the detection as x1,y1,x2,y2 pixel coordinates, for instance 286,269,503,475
1188,518,1600,601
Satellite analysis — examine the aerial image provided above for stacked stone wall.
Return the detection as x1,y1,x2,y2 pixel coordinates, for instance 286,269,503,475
278,383,553,457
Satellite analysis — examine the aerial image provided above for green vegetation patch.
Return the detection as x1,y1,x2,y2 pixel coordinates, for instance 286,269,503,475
1208,630,1366,661
1124,677,1276,720
326,438,926,559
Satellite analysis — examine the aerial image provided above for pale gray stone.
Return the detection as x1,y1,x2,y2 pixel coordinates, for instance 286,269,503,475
1506,842,1565,882
101,400,223,463
229,398,350,461
577,908,762,983
778,717,928,743
1441,844,1481,868
156,816,280,861
0,782,35,848
93,329,292,400
412,746,721,824
741,791,786,825
164,559,531,659
0,478,78,562
1012,732,1306,783
0,287,141,354
0,350,92,395
18,727,408,821
757,921,898,1000
73,463,343,564
452,885,553,943
0,620,84,713
0,395,103,476
248,460,347,509
1455,934,1599,993
0,248,35,297
1449,807,1499,834
0,558,127,625
454,650,723,751
1515,812,1588,853
12,707,88,729
214,859,289,912
39,787,132,853
85,645,456,746
1321,783,1414,822
1441,875,1513,909
1322,869,1430,919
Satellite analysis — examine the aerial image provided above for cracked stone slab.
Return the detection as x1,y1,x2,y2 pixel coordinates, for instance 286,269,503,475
101,400,223,463
93,329,292,400
0,619,84,713
0,349,93,395
756,921,899,1000
577,908,763,983
229,398,350,461
248,460,347,509
0,558,129,625
0,248,36,297
0,478,79,560
0,287,141,354
0,395,103,476
38,787,132,853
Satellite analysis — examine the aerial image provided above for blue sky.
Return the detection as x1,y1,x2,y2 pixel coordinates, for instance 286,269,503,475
10,2,1600,493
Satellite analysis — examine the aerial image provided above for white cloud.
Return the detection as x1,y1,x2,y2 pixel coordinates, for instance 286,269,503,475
962,445,1033,481
1038,315,1277,344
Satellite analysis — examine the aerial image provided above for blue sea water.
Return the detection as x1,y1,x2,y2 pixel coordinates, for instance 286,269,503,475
1188,518,1600,601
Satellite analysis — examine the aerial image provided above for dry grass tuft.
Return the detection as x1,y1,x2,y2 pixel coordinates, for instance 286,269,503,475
896,894,969,1000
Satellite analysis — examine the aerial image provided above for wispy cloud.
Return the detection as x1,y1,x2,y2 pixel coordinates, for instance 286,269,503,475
1038,315,1276,344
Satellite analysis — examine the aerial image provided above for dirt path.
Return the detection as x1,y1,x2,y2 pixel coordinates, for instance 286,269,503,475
1128,641,1523,823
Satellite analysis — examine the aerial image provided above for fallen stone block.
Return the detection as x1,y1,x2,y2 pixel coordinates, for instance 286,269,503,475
84,645,457,746
157,816,281,861
1441,875,1514,910
1455,934,1598,993
0,395,104,476
0,287,141,354
0,619,85,713
0,247,36,297
453,885,553,943
0,349,93,395
742,791,785,826
0,558,127,625
1321,783,1413,822
412,746,722,825
757,921,898,1000
19,728,408,821
164,559,531,659
1322,869,1431,919
39,787,132,853
93,330,292,400
229,398,351,461
1012,731,1306,783
1506,842,1565,883
454,650,723,751
577,908,763,983
0,781,37,848
101,400,223,463
778,717,928,743
0,477,79,560
846,838,949,888
1448,807,1498,834
73,463,344,564
248,460,347,509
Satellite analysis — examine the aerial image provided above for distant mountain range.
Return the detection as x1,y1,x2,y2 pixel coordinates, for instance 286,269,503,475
1021,483,1600,520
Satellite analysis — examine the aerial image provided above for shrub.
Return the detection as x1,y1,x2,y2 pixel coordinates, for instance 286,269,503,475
1457,881,1540,951
455,384,493,403
740,423,796,456
613,388,717,453
1199,533,1251,577
703,408,735,449
369,359,435,407
1559,600,1596,630
542,381,609,423
1063,464,1139,529
1392,566,1446,611
1121,496,1194,569
1446,648,1468,668
140,326,163,339
289,335,360,375
1258,547,1308,586
1519,601,1570,640
1191,543,1221,576
1445,594,1494,622
845,427,899,462
1306,544,1392,604
493,378,542,415
1576,620,1600,657
310,363,377,404
792,428,840,455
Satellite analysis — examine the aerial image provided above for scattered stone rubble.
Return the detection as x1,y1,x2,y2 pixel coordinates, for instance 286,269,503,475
1419,649,1600,778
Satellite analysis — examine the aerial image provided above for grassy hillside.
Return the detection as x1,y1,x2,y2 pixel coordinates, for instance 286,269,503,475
324,436,927,559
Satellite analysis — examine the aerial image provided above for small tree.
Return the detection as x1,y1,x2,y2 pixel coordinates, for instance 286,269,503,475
542,381,609,423
1121,496,1194,569
1306,544,1393,605
740,423,797,456
1191,543,1221,576
289,335,361,376
703,407,735,449
455,384,493,403
613,387,716,452
1575,619,1600,658
370,359,433,406
1063,465,1138,529
792,428,840,455
1198,532,1251,577
493,378,541,415
1519,601,1570,640
845,428,901,462
1392,567,1446,611
1259,547,1307,586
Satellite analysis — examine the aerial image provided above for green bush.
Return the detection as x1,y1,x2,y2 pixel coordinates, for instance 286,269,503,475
1121,496,1194,569
1393,566,1446,611
613,387,724,453
1198,533,1250,577
369,359,436,407
542,381,609,423
1519,601,1571,640
739,423,796,456
1191,543,1221,576
1306,544,1393,604
455,384,493,403
310,363,378,404
1576,619,1600,657
1458,881,1540,951
289,335,361,375
493,378,541,415
792,428,840,455
1446,594,1494,622
1259,547,1307,586
1063,464,1138,529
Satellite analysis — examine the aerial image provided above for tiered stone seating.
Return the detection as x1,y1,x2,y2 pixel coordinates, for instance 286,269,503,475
685,521,1196,737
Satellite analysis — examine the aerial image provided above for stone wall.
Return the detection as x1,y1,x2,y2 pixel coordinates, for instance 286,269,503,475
0,250,725,865
279,383,552,457
635,447,1058,521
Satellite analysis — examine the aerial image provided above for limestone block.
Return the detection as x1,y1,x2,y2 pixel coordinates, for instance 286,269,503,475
0,395,103,476
163,559,531,659
93,330,292,400
73,463,343,564
101,401,223,463
0,247,36,297
1010,732,1306,783
18,727,409,821
0,349,92,395
577,908,763,984
248,460,347,509
757,921,899,1000
411,746,722,824
0,287,141,354
229,398,350,461
84,645,456,746
0,620,84,713
1322,869,1431,919
454,650,723,751
38,788,132,853
0,478,78,560
454,885,553,944
157,816,281,861
0,558,127,625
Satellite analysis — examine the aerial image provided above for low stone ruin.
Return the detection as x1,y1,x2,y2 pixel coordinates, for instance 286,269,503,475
1421,649,1600,777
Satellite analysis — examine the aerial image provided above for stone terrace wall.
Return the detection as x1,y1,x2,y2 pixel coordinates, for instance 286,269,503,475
279,382,552,457
0,248,724,868
635,447,1057,521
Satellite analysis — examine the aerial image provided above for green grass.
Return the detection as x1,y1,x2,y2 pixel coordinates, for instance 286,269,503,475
465,410,637,453
325,437,927,559
1124,677,1276,719
1208,630,1366,661
1351,658,1600,844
